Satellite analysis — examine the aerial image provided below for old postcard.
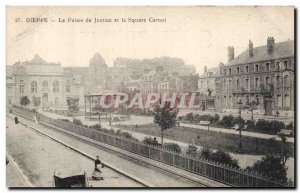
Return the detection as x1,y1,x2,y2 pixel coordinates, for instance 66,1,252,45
6,6,295,188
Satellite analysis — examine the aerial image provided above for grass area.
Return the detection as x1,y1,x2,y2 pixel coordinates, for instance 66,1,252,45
115,123,294,156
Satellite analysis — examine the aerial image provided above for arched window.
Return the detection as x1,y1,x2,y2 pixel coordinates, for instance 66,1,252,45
53,81,59,92
31,81,37,93
42,81,48,88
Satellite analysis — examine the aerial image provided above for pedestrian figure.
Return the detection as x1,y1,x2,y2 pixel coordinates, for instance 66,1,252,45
92,156,104,180
276,110,280,117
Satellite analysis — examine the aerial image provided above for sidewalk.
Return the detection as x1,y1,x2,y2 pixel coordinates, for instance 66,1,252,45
6,153,34,188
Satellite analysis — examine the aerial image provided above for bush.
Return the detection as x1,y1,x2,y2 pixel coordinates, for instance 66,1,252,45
213,114,220,123
218,115,235,128
232,116,245,128
255,119,285,134
199,114,214,122
90,123,101,130
73,118,83,126
246,155,287,184
142,136,158,145
164,143,182,153
286,121,294,130
186,144,198,156
186,113,194,122
245,120,255,129
201,149,240,169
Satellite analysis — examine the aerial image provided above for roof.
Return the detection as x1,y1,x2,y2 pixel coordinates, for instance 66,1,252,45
227,40,294,66
199,67,220,78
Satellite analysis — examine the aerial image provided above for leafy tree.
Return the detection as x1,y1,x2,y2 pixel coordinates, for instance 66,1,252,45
67,97,79,116
245,100,259,122
153,102,178,145
278,134,294,165
20,96,30,107
247,155,287,184
32,96,41,108
142,136,158,145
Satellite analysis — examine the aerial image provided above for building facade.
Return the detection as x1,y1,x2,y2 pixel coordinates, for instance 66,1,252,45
215,37,294,116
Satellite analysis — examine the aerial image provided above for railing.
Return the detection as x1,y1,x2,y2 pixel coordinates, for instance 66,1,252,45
10,106,287,187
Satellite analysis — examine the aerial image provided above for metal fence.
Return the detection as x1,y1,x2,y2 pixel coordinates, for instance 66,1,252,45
10,106,287,187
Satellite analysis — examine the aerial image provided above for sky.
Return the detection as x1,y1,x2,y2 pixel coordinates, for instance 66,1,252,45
7,6,294,74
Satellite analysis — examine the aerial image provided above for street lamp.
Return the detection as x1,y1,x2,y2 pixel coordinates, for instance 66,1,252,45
237,98,243,152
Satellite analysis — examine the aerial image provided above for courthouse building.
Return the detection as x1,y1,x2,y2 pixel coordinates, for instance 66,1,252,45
7,55,85,109
215,37,294,116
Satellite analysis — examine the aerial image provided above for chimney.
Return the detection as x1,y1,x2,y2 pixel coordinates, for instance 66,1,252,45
249,40,253,57
227,46,234,62
204,65,207,73
267,37,275,54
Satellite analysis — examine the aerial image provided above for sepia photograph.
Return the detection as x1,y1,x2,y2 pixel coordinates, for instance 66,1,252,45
6,6,295,188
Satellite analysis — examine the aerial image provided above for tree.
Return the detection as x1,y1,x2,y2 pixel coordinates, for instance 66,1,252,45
67,97,79,116
20,96,30,107
153,102,178,145
278,134,293,165
245,100,259,122
32,96,41,108
247,155,287,184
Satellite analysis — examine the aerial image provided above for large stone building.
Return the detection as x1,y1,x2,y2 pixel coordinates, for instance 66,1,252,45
215,37,294,116
7,55,85,109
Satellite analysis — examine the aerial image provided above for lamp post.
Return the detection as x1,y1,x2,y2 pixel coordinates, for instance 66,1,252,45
237,98,243,152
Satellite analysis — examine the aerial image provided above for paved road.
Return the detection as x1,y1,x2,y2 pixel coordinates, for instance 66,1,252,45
7,116,207,187
6,118,143,187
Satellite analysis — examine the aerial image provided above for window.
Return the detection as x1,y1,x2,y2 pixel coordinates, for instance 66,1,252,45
265,63,270,71
276,61,280,69
245,65,249,73
255,64,259,72
236,67,240,74
245,79,249,91
255,78,260,89
277,95,282,107
53,81,59,92
256,95,260,104
229,68,232,75
223,69,227,75
66,85,71,93
20,85,24,94
55,97,59,105
246,95,250,103
265,77,270,89
276,76,281,87
42,81,48,88
284,94,290,107
284,75,289,87
284,60,288,69
228,80,232,90
201,81,203,88
207,81,209,88
20,80,24,83
236,79,240,89
224,96,227,106
7,86,11,94
31,81,37,93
